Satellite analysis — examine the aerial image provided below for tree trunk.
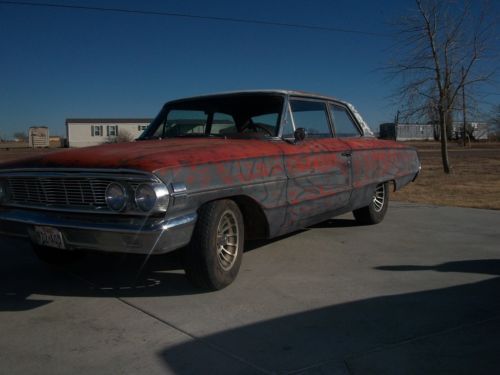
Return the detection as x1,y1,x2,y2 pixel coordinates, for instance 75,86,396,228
439,112,451,173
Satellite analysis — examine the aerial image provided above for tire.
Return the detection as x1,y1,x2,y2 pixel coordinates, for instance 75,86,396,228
353,182,390,225
33,244,85,265
184,199,244,290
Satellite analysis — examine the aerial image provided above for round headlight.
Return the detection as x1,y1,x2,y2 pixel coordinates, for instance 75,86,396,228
135,184,157,212
0,181,6,203
105,182,128,211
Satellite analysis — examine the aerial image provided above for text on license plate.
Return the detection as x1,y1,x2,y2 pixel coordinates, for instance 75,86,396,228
34,226,65,249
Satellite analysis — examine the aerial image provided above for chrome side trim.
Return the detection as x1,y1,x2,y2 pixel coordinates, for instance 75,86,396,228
171,182,187,194
171,182,188,207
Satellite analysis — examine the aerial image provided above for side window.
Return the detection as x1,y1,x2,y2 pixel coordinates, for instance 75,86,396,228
290,100,331,137
330,104,361,137
211,113,236,134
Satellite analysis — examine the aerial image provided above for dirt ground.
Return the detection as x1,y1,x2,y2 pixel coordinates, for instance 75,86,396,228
0,147,62,163
393,141,500,210
1,142,499,210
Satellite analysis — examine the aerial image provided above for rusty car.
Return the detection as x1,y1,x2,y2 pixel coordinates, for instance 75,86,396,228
0,90,420,289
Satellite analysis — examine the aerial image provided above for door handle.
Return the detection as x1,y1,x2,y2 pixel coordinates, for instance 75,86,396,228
341,151,352,157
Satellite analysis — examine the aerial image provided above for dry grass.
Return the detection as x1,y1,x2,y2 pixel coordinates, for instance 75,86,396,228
0,147,61,163
393,142,500,210
1,143,500,210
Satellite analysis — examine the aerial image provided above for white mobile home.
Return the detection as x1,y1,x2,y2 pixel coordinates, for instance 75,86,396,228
379,123,435,141
66,118,152,148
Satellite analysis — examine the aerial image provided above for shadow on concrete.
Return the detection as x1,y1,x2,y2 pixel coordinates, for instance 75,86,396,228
1,217,351,311
376,259,500,276
159,259,500,374
0,238,203,311
309,217,359,229
0,225,319,312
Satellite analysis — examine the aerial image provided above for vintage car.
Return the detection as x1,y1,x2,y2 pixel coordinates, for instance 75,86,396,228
0,90,420,289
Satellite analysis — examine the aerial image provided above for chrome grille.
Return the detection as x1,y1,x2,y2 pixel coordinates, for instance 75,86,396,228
6,176,113,208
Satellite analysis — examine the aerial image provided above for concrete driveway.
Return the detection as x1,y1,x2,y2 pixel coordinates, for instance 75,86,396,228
1,202,499,374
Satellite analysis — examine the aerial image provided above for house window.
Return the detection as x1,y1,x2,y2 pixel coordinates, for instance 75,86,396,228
107,125,118,137
91,125,103,136
137,125,148,131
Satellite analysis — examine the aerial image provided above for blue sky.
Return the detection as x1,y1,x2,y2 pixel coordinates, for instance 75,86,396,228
0,0,498,138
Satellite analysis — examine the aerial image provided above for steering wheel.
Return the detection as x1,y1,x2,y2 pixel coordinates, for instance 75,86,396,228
240,121,274,136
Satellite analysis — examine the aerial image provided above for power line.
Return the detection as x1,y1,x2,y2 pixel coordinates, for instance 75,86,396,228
0,0,390,37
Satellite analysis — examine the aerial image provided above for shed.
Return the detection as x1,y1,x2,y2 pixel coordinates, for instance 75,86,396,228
29,127,50,148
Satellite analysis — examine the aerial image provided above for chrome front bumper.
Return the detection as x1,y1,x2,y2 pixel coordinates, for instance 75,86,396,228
0,207,197,254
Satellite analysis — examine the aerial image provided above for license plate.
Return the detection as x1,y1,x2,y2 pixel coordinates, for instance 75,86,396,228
33,226,65,249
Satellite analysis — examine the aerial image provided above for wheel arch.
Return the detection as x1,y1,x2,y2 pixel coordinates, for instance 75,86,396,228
198,195,270,241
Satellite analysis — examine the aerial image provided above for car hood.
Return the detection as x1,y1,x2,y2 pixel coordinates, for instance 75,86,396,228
0,138,284,173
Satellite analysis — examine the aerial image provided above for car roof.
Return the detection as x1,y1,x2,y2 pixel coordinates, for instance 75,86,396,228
167,90,343,104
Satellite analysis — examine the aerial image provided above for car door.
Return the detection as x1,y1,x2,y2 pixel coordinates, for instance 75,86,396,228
329,102,375,198
278,98,353,231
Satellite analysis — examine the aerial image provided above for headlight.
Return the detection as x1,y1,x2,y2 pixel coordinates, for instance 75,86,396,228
0,181,6,203
0,180,9,204
135,184,157,212
105,182,128,211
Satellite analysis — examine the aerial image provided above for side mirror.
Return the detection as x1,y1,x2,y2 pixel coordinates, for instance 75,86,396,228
294,127,307,142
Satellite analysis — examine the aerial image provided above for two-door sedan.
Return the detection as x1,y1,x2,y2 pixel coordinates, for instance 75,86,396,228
0,90,420,289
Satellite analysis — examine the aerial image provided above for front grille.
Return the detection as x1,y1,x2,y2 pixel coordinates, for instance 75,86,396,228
6,176,113,208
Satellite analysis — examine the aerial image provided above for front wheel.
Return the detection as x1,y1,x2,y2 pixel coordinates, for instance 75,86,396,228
353,182,389,225
184,199,244,290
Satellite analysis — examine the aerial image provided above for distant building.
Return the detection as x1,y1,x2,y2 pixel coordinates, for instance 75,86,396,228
49,136,63,148
380,121,490,141
66,118,152,148
451,122,489,140
379,123,434,141
29,126,50,148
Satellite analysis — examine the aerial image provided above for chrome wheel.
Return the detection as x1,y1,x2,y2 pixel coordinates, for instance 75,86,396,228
372,184,386,212
216,210,239,271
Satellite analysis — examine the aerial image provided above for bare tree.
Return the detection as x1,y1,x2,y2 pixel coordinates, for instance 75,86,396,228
13,131,28,142
114,129,135,143
489,103,500,141
388,0,496,173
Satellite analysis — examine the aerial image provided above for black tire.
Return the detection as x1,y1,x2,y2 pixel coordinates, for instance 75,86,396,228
33,244,85,265
184,199,244,290
353,182,390,225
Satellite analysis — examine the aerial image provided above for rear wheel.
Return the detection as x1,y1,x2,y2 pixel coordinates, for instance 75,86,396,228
353,182,389,225
32,244,85,265
184,199,244,290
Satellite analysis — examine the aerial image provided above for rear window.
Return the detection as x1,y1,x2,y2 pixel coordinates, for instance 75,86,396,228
330,104,361,137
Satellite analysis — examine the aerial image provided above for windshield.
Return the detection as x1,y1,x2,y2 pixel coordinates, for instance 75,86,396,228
139,94,284,140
